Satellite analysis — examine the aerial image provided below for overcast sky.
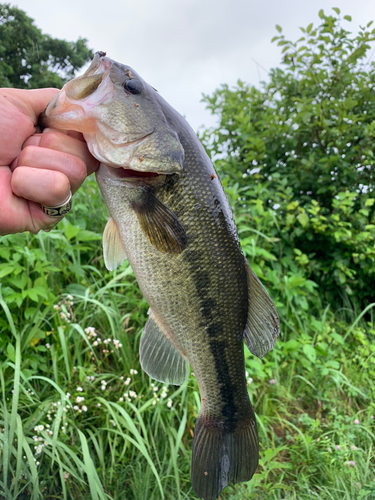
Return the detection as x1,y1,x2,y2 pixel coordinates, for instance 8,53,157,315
8,0,375,131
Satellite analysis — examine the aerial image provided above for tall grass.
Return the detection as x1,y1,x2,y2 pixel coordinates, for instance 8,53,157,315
0,178,374,499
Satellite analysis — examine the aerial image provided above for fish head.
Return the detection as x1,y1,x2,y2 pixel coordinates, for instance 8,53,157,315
40,52,184,176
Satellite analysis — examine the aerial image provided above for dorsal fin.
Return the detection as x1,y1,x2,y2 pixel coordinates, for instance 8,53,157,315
243,260,279,358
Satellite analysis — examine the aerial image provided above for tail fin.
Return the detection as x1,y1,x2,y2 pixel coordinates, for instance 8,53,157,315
191,412,258,500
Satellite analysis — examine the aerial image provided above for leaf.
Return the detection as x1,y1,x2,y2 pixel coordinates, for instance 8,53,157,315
63,220,81,241
303,344,317,363
365,198,375,207
332,7,340,15
344,98,358,109
298,212,309,227
331,333,344,345
344,15,352,22
287,201,299,210
275,24,282,33
6,342,15,362
306,23,313,34
318,9,324,19
0,264,15,278
76,230,102,241
288,276,306,288
283,339,300,352
326,360,340,369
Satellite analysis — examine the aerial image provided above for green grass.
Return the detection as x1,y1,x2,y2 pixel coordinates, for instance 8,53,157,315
0,177,374,499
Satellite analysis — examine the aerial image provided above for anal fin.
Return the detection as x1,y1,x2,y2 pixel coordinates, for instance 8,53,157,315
139,309,189,385
103,217,127,271
244,259,280,358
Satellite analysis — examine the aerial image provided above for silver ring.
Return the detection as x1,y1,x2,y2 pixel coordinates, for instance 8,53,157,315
40,191,72,218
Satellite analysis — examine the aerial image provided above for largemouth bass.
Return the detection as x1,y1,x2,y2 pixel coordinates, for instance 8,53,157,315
40,52,279,500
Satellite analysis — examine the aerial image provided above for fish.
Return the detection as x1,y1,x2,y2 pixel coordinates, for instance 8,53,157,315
40,52,280,500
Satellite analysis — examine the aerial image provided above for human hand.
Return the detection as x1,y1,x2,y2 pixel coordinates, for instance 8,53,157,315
0,88,99,235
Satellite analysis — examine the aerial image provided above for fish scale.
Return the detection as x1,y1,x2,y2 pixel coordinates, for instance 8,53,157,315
40,52,280,500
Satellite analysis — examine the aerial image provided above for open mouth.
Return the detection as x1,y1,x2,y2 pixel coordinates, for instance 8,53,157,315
116,168,160,179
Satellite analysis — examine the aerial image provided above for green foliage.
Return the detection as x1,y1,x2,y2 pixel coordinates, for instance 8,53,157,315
0,177,374,499
201,9,375,310
0,3,93,89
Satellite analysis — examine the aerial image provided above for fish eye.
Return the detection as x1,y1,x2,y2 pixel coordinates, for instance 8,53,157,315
124,79,143,95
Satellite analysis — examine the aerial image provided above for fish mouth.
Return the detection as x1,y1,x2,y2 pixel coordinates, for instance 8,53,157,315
115,168,160,179
100,163,167,187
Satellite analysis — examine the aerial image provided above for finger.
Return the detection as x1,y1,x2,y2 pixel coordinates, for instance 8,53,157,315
22,130,99,175
13,145,88,193
0,166,61,235
11,167,71,208
0,89,60,166
32,128,86,142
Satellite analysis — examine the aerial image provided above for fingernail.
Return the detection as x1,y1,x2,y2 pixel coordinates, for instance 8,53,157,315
27,135,42,147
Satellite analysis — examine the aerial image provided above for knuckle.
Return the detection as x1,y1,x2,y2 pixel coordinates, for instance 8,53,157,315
39,131,59,149
69,156,87,186
52,172,71,201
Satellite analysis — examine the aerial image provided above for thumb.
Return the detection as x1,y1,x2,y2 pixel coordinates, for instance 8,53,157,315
5,88,60,125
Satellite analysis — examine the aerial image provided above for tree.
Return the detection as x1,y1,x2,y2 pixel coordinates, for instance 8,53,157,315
0,3,93,89
202,8,375,311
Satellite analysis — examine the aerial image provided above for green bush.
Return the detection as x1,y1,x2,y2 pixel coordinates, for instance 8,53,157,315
201,8,375,311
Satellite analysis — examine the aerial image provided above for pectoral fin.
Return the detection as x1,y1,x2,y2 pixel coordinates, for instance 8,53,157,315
244,260,279,358
139,309,189,385
103,217,127,271
132,187,187,255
